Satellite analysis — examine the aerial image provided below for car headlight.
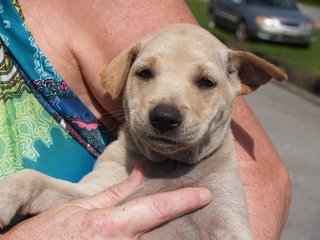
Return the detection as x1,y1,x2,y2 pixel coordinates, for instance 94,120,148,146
303,22,314,30
256,16,280,27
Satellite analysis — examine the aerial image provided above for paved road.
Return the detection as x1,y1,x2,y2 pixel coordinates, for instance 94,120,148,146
245,82,320,240
299,4,320,28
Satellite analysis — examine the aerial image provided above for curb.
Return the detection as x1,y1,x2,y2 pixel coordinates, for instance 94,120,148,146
271,80,320,107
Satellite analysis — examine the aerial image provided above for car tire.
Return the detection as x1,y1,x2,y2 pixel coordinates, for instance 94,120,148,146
235,21,249,42
299,42,311,48
208,11,217,29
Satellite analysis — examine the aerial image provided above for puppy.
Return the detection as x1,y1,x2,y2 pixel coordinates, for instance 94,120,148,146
0,24,287,239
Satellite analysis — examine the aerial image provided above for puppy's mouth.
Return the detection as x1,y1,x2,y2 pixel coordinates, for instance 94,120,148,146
137,132,193,154
146,135,181,145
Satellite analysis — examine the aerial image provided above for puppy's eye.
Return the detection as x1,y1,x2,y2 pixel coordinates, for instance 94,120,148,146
197,77,216,89
136,68,153,80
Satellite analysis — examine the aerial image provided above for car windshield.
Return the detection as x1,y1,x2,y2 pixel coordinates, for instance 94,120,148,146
246,0,297,9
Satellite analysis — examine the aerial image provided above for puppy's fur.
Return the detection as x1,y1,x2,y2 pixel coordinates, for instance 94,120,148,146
0,24,287,239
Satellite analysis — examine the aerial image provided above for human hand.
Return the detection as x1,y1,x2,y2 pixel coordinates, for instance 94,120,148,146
1,166,212,240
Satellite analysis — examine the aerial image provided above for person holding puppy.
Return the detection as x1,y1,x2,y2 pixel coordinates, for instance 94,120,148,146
0,0,290,239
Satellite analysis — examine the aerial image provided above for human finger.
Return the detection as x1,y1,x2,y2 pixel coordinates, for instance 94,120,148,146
73,165,145,209
106,187,212,238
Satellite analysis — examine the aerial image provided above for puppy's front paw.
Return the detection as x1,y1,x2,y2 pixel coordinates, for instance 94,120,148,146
0,185,21,227
0,170,34,228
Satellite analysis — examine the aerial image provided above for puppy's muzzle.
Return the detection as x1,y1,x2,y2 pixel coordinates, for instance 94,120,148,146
149,104,181,133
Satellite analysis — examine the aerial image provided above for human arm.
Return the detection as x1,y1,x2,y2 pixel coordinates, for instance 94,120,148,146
232,97,291,239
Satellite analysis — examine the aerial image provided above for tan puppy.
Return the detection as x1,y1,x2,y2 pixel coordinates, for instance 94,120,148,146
0,24,286,239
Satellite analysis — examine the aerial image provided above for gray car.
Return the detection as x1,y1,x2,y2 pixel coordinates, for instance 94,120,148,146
208,0,315,46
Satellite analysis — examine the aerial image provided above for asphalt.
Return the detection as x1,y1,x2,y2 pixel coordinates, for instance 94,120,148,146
245,81,320,240
245,5,320,239
299,4,320,28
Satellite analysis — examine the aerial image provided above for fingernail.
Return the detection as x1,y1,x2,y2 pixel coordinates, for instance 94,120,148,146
133,164,145,175
130,165,145,186
199,189,212,203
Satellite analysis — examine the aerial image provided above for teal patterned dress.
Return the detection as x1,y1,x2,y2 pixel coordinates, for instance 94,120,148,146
0,0,114,183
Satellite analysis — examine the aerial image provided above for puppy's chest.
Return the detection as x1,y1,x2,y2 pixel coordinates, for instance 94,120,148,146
127,156,230,199
127,158,248,240
145,160,212,188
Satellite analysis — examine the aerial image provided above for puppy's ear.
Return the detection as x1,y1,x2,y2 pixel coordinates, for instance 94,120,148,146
228,51,287,95
100,43,141,99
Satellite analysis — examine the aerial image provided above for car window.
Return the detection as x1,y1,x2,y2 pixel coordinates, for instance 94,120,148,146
246,0,297,9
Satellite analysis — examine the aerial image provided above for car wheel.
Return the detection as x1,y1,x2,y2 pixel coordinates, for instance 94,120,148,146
235,21,249,42
208,11,217,29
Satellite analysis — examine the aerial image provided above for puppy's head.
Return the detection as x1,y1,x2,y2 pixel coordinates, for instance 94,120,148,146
101,24,287,163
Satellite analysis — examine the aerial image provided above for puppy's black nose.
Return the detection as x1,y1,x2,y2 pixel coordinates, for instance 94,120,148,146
149,104,181,133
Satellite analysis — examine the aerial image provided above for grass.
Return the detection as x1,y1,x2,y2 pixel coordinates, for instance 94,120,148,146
298,0,320,7
186,0,320,76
